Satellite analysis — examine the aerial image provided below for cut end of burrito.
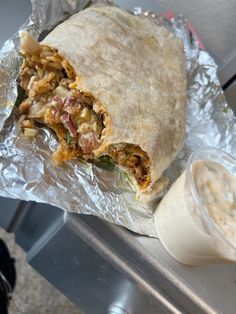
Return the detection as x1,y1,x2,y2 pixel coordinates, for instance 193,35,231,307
18,32,152,190
19,39,102,158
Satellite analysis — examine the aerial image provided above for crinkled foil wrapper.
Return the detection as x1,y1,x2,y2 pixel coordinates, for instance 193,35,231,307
0,1,235,237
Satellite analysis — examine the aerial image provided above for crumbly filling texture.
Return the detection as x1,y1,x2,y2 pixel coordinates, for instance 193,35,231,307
107,144,151,189
19,45,104,162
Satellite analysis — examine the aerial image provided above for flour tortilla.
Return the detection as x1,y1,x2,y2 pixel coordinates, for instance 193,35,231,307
41,5,187,191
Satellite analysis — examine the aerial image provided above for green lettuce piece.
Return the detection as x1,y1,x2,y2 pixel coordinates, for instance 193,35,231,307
66,131,71,144
96,156,115,172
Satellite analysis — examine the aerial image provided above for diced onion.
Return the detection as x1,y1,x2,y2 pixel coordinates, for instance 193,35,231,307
54,86,70,98
80,107,91,120
23,128,36,138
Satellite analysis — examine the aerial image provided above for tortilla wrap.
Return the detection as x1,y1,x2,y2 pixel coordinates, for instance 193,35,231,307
18,5,187,192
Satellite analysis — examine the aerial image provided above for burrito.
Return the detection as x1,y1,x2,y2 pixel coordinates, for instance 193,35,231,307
18,5,186,192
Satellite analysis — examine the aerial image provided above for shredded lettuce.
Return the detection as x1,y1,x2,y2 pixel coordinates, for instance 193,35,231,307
77,157,88,166
66,131,71,144
121,171,135,187
96,156,115,171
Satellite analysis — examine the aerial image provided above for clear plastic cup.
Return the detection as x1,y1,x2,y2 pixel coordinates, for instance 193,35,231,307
154,147,236,265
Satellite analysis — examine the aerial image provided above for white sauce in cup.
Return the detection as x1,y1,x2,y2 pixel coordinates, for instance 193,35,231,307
193,160,236,246
154,148,236,265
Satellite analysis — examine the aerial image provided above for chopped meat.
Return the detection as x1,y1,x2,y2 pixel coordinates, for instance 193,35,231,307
78,132,100,154
107,144,151,189
53,142,77,164
49,108,61,123
60,112,77,137
19,98,32,114
21,119,33,128
63,96,77,108
20,68,35,91
52,95,63,107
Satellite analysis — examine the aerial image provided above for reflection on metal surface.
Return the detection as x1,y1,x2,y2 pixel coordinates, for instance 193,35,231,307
108,281,138,314
1,198,233,313
27,210,67,262
6,201,33,233
25,213,164,314
108,305,129,314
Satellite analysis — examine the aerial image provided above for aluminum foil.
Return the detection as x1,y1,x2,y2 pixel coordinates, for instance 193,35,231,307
0,1,235,237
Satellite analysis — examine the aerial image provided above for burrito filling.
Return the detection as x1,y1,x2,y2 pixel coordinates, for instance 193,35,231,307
107,144,151,189
18,41,151,190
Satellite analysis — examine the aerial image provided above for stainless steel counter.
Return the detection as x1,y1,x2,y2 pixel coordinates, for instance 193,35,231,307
1,1,236,313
